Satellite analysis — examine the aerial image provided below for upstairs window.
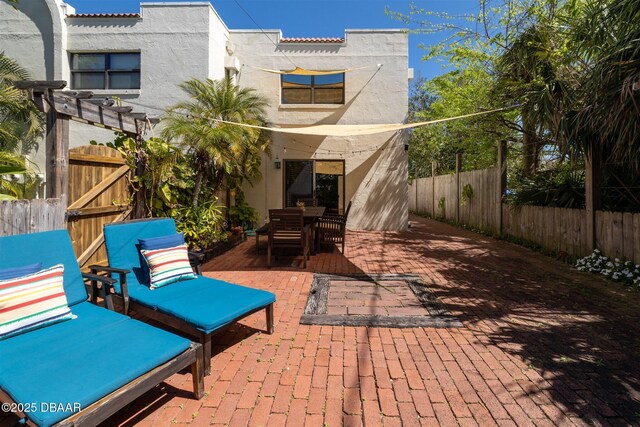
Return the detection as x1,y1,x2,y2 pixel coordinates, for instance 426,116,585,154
70,52,140,90
281,73,344,104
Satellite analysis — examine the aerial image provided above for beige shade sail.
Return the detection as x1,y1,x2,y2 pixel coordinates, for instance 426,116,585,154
250,65,376,75
216,106,513,137
316,160,344,175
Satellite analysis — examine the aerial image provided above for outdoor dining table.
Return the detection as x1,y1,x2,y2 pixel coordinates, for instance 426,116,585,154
288,206,325,254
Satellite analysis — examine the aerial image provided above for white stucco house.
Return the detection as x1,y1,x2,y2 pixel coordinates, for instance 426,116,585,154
0,0,411,230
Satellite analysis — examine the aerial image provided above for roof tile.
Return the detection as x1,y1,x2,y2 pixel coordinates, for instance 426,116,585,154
67,13,141,18
280,37,344,44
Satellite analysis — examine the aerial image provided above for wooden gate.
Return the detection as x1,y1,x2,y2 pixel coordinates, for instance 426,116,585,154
67,145,131,269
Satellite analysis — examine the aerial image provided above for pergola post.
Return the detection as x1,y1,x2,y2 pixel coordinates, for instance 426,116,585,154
45,88,69,200
16,80,158,213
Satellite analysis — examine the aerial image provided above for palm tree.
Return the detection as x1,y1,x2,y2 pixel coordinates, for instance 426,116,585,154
0,52,43,152
162,77,270,207
569,0,640,164
496,23,575,175
0,53,43,200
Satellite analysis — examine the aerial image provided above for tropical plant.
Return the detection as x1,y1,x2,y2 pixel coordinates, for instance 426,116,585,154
495,22,575,175
92,133,195,217
568,0,640,165
162,77,270,208
228,202,260,230
95,132,232,248
173,200,227,250
0,53,43,200
0,52,43,153
506,165,585,208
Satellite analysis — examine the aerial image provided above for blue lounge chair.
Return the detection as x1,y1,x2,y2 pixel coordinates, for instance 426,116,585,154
0,230,204,427
100,218,276,375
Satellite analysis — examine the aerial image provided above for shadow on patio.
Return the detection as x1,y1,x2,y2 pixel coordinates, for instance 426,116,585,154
55,214,640,426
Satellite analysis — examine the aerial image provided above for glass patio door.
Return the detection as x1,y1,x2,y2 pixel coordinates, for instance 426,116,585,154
284,160,345,213
284,160,314,208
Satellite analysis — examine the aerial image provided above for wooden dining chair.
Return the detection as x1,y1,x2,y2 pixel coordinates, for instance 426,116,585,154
268,209,311,268
318,200,352,253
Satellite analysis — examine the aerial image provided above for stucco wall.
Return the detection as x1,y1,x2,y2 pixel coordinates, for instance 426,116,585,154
0,0,67,169
64,2,229,147
230,30,409,230
0,1,230,157
1,2,409,230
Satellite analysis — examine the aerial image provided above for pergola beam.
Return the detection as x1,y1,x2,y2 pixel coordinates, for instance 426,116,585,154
14,80,66,91
14,80,159,201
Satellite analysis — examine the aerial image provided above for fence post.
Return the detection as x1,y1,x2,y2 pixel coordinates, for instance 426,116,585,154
496,140,507,234
431,161,436,217
415,177,418,213
585,143,602,251
455,153,462,223
44,89,69,200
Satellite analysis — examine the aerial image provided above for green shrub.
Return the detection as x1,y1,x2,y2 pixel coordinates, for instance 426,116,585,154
228,202,260,230
173,200,226,250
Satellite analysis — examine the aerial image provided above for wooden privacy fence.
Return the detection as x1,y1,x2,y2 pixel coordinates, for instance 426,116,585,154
0,198,66,236
67,145,131,269
409,165,640,264
1,80,155,266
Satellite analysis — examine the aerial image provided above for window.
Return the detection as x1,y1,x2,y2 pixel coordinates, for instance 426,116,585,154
70,52,140,90
281,73,344,104
284,160,345,213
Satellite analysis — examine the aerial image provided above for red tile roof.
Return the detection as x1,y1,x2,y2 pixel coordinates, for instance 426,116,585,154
280,37,345,44
67,13,141,18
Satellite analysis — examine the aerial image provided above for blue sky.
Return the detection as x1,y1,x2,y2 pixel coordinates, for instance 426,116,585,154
66,0,477,80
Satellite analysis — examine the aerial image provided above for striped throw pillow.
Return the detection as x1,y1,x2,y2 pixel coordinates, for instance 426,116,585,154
0,264,75,340
141,244,196,289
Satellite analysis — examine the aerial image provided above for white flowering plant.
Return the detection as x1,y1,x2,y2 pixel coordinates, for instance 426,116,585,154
575,249,640,288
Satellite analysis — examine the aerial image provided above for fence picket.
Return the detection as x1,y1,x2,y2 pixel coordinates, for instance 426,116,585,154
0,199,66,237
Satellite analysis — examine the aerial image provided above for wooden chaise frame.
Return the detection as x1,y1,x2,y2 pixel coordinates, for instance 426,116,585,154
1,273,204,427
90,248,274,375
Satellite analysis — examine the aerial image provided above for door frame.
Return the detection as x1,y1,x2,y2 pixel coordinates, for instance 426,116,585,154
282,159,346,212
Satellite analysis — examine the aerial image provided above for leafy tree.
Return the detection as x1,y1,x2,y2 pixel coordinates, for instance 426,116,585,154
161,77,270,208
389,1,568,176
408,65,515,178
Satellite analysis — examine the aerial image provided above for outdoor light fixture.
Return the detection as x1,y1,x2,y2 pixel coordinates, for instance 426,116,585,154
274,155,281,169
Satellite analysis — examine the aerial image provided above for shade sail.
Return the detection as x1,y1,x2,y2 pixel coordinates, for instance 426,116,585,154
251,65,375,75
216,106,512,137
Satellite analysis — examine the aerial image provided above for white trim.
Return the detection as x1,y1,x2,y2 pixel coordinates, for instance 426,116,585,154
87,89,141,96
278,104,344,110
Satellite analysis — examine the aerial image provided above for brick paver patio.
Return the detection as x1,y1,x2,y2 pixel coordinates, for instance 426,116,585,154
94,214,640,426
327,279,428,317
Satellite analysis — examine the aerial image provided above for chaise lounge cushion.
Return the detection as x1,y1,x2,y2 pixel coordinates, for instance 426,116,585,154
0,262,42,280
125,276,275,333
0,302,192,427
104,219,178,291
104,219,276,333
0,230,88,307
